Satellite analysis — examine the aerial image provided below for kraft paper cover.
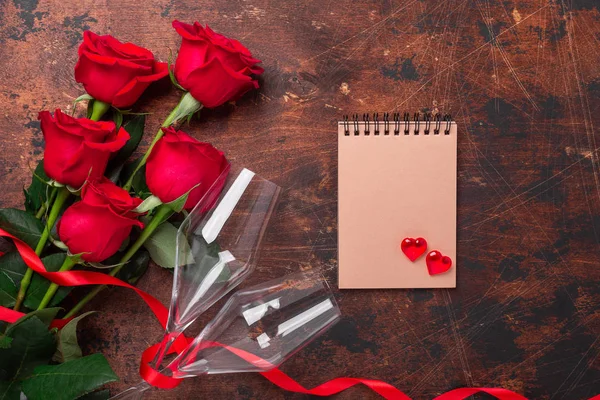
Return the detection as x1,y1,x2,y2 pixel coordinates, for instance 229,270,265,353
338,121,457,289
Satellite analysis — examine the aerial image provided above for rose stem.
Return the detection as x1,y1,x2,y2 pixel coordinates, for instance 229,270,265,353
13,186,71,311
36,255,78,310
122,92,202,191
121,107,179,192
64,204,173,318
35,186,58,219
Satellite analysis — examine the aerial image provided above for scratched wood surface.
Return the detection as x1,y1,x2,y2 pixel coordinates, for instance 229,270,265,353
1,0,600,399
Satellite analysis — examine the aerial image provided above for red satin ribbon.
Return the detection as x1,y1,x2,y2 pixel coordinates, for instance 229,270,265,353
0,228,590,400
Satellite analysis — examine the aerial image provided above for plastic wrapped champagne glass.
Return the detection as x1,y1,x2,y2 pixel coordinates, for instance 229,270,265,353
150,168,281,371
111,271,341,399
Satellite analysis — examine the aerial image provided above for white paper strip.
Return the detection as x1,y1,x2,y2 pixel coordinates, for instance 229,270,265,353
202,168,255,244
277,299,334,337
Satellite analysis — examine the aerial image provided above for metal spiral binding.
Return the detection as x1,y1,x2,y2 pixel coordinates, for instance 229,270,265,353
342,113,453,136
343,115,350,135
434,114,441,134
363,113,370,135
444,114,452,135
383,112,390,135
424,113,431,135
413,113,420,135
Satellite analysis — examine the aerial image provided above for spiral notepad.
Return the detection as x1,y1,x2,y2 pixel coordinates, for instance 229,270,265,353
338,113,457,289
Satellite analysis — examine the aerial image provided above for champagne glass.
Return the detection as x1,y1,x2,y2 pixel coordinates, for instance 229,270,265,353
152,168,281,369
112,271,340,399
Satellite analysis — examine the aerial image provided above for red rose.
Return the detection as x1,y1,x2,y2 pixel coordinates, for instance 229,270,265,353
39,109,129,188
58,178,143,262
172,21,263,108
146,127,229,210
74,31,169,108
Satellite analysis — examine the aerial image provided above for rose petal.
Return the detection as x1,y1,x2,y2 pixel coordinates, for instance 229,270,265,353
59,201,142,262
202,42,257,75
79,30,99,56
39,111,85,182
82,126,129,152
75,51,155,104
181,57,258,108
53,109,116,142
59,145,111,187
102,35,155,61
160,126,202,144
174,36,211,83
82,177,143,214
172,20,209,41
111,61,169,108
146,128,228,208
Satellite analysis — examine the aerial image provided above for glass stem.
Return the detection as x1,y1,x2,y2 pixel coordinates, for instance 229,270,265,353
13,186,71,311
64,204,174,318
151,332,181,370
108,380,152,399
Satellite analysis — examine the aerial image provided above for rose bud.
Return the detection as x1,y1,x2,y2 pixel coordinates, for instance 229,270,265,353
39,109,129,188
172,21,263,108
58,178,143,262
74,31,169,109
146,127,229,210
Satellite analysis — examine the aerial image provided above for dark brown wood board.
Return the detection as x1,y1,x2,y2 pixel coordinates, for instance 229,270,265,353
0,0,599,399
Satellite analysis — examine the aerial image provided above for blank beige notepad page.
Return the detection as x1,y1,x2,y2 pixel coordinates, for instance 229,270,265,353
338,119,457,289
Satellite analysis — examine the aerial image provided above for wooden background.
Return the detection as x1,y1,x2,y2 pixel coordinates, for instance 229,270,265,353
1,0,600,398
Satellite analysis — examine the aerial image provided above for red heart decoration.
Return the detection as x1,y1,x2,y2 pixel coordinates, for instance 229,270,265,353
400,237,427,261
426,250,452,275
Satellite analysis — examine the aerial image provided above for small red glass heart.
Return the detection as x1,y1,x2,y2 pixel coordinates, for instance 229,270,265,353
426,250,452,275
401,237,427,262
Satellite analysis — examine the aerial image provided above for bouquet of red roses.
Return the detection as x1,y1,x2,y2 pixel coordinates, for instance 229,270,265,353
0,21,262,400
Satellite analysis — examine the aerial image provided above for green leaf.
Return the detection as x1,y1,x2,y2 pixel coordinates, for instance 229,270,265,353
133,194,162,213
0,252,27,288
24,160,50,215
6,308,61,329
165,182,200,213
184,236,231,286
0,316,56,381
72,93,94,110
167,50,185,91
0,335,12,349
165,192,188,213
119,158,151,199
142,222,192,269
78,389,110,400
22,354,118,400
0,380,21,400
170,92,202,125
0,271,17,308
132,166,151,199
106,115,145,182
48,235,68,251
115,248,150,284
23,253,72,310
86,99,95,119
52,311,95,363
112,110,123,132
0,208,44,249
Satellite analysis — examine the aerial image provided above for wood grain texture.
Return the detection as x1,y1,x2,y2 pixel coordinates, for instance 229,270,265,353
1,0,600,399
